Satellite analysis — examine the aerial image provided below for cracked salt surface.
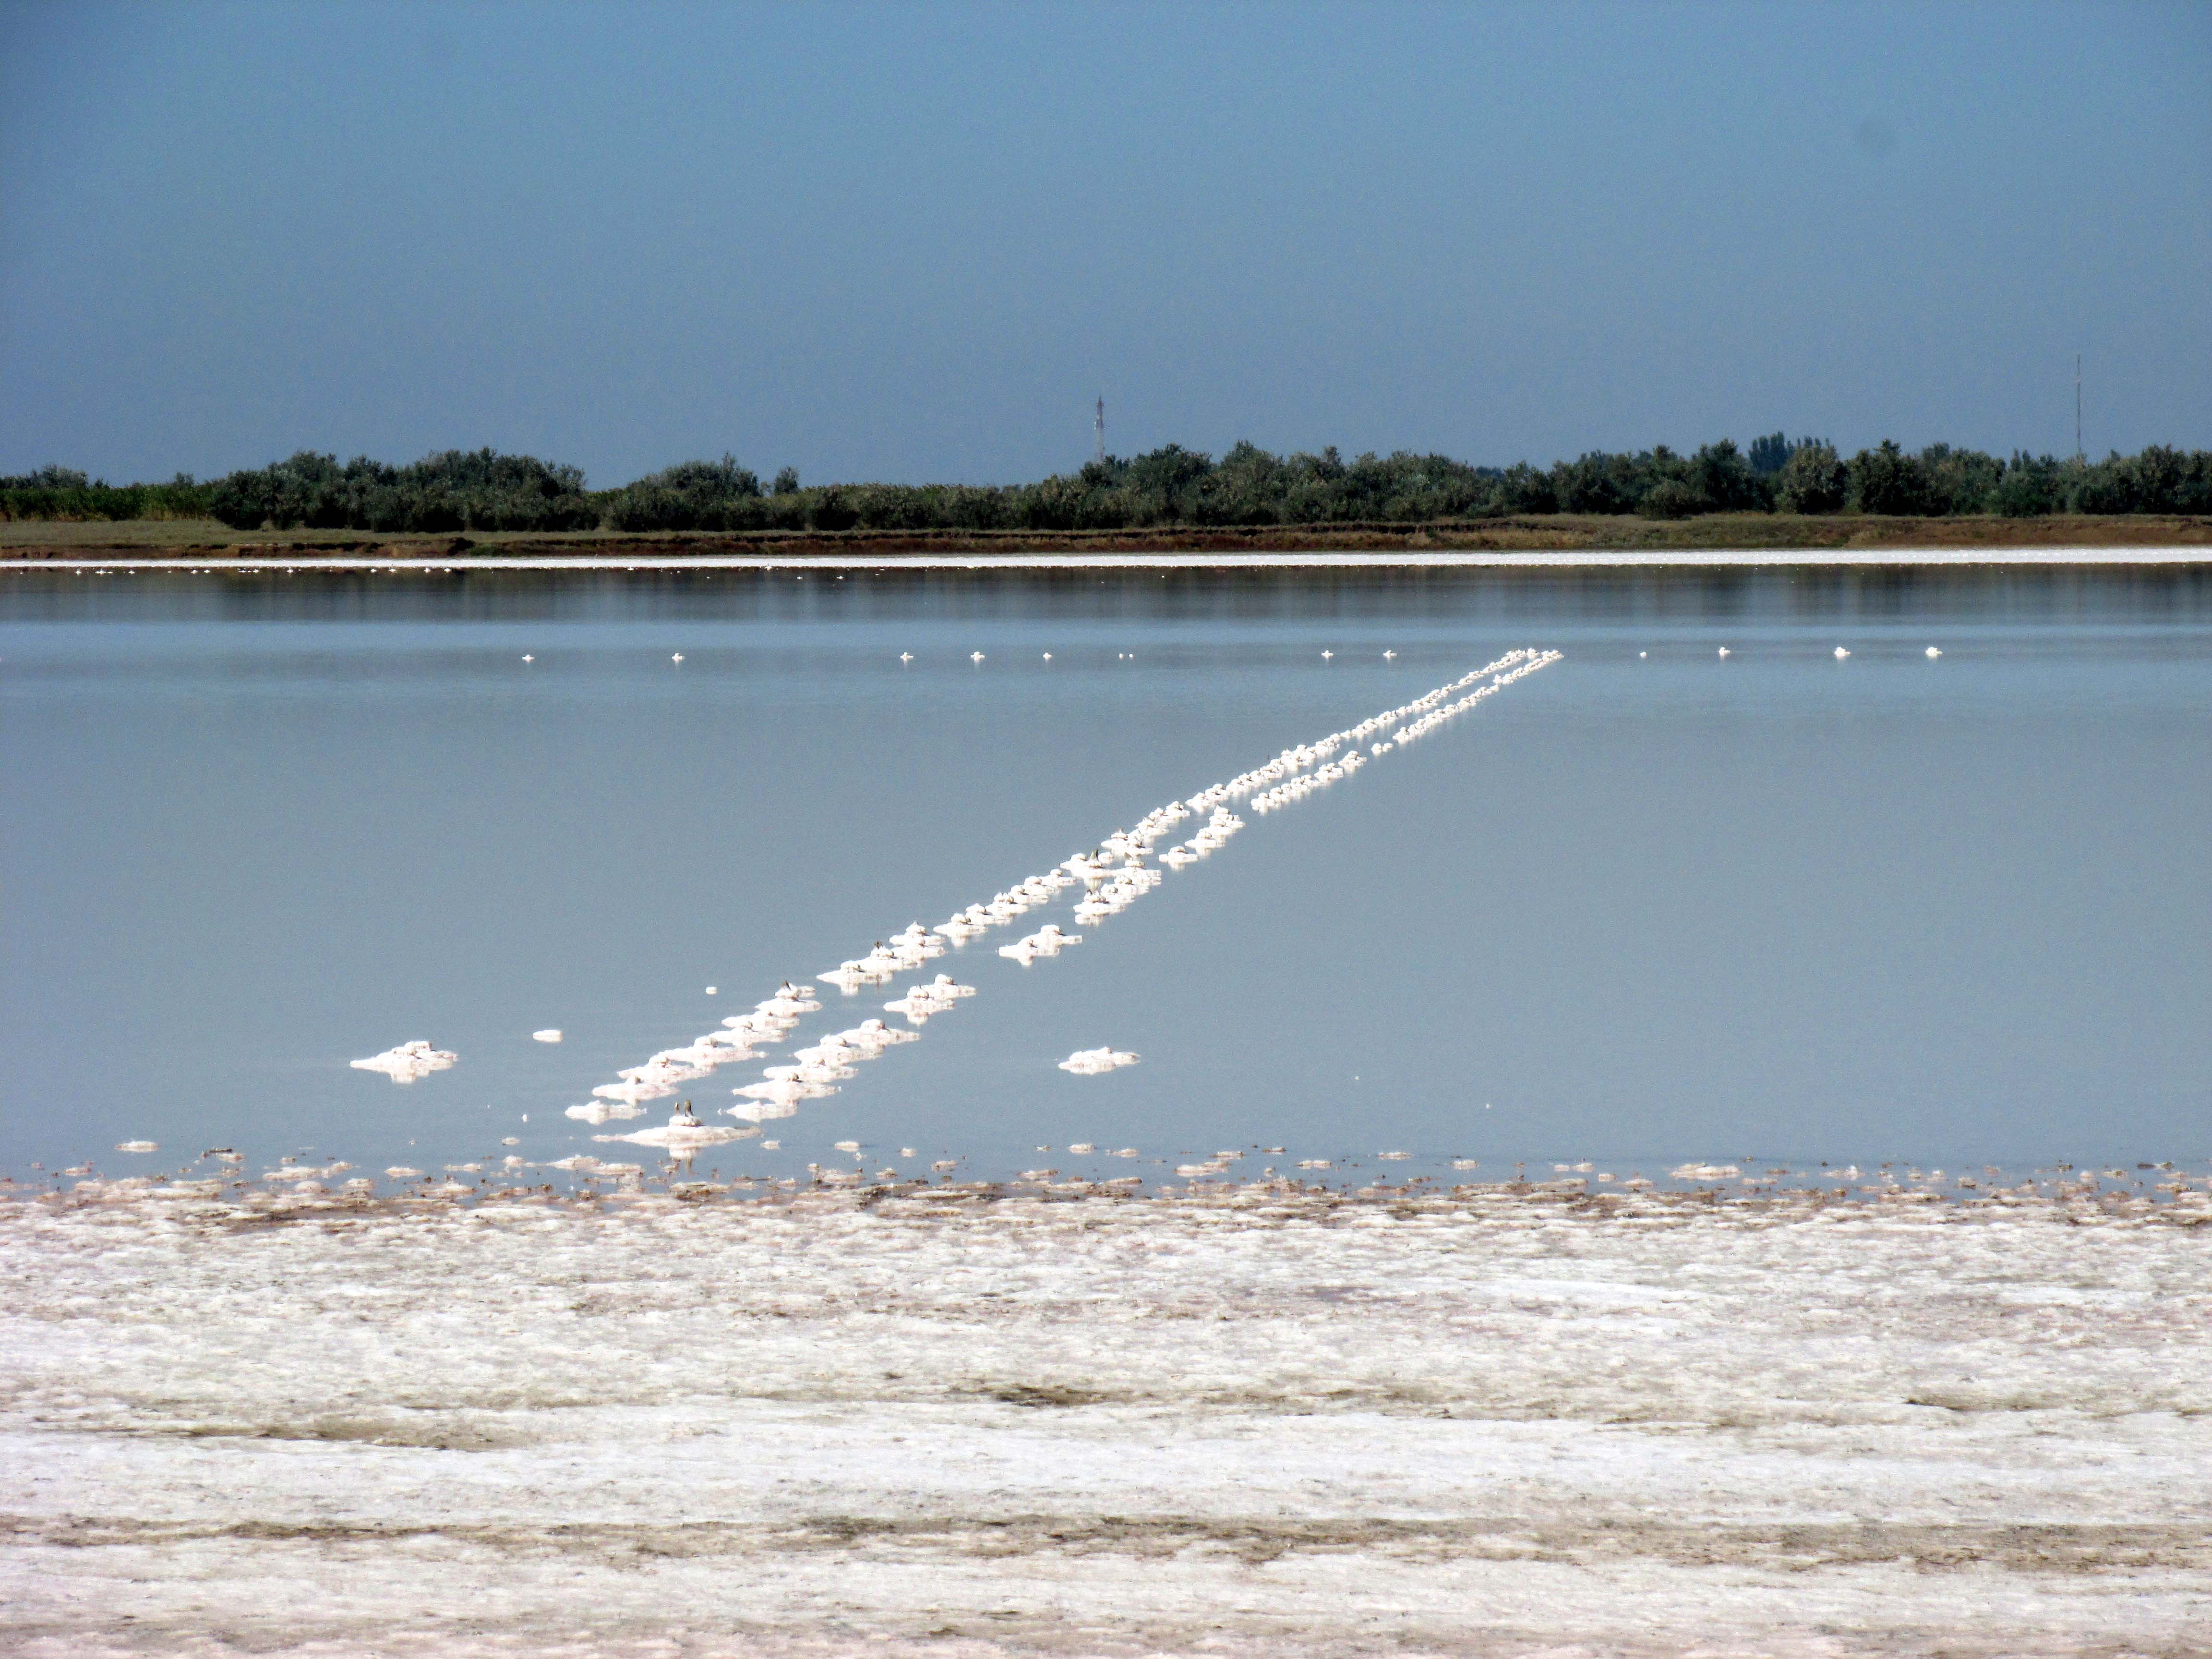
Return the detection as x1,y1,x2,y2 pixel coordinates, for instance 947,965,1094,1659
3,1190,2208,1658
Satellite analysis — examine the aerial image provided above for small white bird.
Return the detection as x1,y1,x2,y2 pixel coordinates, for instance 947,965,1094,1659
899,651,913,663
1926,646,1942,658
1321,650,1334,660
1638,650,1647,659
970,651,985,663
1717,647,1730,659
672,652,685,664
1834,646,1851,660
521,654,534,663
532,1029,563,1043
1382,650,1395,660
705,986,717,996
1042,652,1052,661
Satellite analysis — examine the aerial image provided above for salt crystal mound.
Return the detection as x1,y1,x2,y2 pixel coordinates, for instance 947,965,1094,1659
592,1122,758,1151
4,1196,2206,1656
348,1039,457,1082
112,1140,157,1154
1058,1046,1139,1075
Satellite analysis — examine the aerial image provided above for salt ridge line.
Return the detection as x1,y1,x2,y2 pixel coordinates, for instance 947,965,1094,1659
610,650,1555,1142
564,650,1555,1147
708,649,1553,1123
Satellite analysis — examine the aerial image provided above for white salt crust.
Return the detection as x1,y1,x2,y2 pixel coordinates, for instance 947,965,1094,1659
348,1040,457,1083
2,1191,2208,1658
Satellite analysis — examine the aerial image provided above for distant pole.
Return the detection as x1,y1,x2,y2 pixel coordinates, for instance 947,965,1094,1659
2075,354,2082,461
1095,396,1106,467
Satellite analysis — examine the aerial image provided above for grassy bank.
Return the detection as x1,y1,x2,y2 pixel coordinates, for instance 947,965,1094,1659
4,512,2209,560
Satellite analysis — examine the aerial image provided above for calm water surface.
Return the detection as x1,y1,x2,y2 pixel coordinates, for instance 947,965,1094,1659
4,567,2207,1189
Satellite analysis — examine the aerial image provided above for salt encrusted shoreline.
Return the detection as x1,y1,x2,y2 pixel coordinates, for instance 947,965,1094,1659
9,1170,2209,1224
5,1191,2208,1658
8,544,2210,570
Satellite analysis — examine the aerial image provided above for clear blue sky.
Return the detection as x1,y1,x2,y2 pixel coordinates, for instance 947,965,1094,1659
2,0,2205,487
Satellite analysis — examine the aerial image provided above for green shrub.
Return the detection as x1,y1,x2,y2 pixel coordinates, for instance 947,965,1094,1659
1776,443,1848,514
1849,441,1943,516
1638,479,1708,519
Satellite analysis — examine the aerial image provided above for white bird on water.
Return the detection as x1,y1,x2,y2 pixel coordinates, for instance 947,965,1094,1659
971,651,985,662
1717,647,1731,659
1382,650,1395,660
1926,646,1943,658
900,652,913,662
672,653,685,663
1321,650,1334,660
1834,646,1851,660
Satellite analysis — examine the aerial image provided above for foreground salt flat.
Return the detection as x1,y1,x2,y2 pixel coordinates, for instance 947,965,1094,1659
4,1188,2209,1658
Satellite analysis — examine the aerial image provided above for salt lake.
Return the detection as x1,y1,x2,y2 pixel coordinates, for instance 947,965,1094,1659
3,563,2207,1191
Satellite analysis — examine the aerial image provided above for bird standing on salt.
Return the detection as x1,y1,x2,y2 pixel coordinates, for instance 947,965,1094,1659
594,1100,755,1151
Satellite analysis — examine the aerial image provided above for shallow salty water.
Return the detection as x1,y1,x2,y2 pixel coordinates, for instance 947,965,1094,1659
3,565,2208,1190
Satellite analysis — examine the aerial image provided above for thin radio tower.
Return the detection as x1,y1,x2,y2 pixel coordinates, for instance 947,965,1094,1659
2075,354,2083,460
1095,396,1106,466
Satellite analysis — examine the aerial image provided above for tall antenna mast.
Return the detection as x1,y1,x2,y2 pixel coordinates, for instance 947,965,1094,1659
1094,395,1106,466
2075,353,2083,461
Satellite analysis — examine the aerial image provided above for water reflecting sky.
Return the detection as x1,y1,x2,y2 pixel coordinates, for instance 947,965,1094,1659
4,566,2207,1185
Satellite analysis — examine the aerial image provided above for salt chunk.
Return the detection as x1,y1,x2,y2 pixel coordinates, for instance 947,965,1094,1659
1058,1047,1140,1076
350,1040,457,1083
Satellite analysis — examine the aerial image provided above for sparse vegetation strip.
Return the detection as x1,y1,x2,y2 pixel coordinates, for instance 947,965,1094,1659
8,433,2211,537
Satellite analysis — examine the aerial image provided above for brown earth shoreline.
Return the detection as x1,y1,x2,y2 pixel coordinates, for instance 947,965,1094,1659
4,511,2210,560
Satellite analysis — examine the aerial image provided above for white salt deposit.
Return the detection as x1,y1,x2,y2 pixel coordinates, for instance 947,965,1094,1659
1,1190,2204,1657
348,1038,457,1082
112,1139,156,1154
593,1123,756,1150
531,1028,562,1042
1058,1046,1140,1075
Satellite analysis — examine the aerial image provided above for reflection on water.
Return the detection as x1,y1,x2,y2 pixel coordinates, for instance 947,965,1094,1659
3,567,2207,1192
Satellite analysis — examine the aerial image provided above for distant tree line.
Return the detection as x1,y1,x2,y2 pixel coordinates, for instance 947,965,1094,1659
7,437,2210,530
0,466,215,521
201,450,601,532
